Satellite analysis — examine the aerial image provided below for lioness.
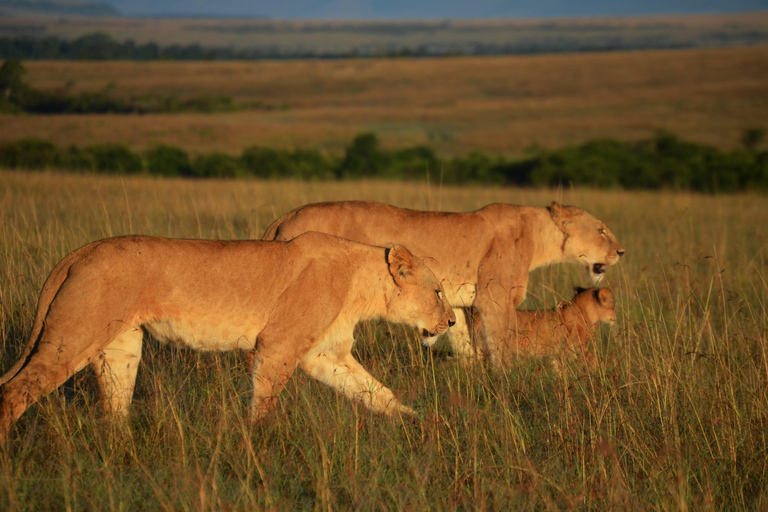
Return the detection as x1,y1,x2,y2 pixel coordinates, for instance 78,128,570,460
493,287,616,369
262,201,624,364
0,232,455,441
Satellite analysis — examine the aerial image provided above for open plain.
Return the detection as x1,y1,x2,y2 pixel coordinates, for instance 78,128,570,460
0,170,767,509
2,45,767,157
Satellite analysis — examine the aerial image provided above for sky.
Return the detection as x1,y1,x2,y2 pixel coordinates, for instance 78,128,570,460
104,0,768,19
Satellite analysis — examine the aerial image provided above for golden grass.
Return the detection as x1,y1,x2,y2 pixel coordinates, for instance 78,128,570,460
1,171,768,509
3,45,767,156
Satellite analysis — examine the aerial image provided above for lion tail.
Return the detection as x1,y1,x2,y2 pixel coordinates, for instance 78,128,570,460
0,249,82,386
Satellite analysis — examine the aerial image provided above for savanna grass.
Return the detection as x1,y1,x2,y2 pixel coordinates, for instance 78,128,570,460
4,46,768,156
0,170,767,510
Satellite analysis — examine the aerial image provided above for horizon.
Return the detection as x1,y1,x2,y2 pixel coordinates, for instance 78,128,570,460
99,0,768,20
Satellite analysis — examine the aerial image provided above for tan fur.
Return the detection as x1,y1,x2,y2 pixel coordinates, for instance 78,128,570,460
262,201,624,364
0,232,456,441
494,288,616,369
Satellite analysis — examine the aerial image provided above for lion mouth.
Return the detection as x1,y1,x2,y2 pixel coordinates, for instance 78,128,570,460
588,263,607,284
420,330,439,347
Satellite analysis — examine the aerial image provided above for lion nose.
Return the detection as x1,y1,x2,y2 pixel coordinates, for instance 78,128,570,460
448,319,456,327
617,249,625,257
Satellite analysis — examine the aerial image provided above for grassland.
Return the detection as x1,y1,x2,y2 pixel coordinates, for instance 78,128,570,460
2,45,768,158
1,170,767,509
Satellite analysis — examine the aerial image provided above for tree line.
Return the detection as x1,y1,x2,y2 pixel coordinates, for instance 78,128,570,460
0,59,260,114
0,130,766,192
5,29,766,62
0,33,345,61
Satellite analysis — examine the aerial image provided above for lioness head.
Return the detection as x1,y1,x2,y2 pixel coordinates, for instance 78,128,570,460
385,245,456,345
573,287,617,326
549,202,625,284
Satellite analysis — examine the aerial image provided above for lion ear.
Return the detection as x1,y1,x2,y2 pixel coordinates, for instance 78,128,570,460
386,244,416,286
596,288,612,305
549,201,573,231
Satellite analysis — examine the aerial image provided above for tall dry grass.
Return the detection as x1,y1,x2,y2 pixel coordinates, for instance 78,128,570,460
0,170,767,510
4,46,768,156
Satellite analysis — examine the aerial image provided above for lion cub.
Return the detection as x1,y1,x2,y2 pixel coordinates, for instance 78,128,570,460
495,287,616,369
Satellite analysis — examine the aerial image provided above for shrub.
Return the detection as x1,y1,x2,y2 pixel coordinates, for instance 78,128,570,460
443,150,505,185
385,145,440,181
86,144,143,174
288,149,335,180
240,146,292,178
0,138,59,169
191,152,245,178
337,132,384,179
145,145,192,177
58,145,96,171
0,130,766,192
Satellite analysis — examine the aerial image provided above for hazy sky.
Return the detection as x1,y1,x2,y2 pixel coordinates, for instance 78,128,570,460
104,0,768,19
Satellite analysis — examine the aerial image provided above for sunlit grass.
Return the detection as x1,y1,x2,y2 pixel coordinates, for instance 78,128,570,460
1,170,767,509
3,46,767,156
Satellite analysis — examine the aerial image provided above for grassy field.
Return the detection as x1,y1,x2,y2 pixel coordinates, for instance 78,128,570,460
1,170,767,509
3,45,768,157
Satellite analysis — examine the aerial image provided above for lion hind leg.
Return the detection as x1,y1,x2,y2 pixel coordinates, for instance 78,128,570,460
0,341,103,442
90,327,143,417
0,251,84,388
0,314,132,442
301,351,415,417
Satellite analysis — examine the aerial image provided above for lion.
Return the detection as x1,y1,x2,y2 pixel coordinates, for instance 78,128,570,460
262,201,624,364
0,232,456,441
492,287,616,369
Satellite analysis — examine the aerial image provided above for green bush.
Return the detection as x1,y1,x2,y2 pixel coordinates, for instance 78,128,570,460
531,139,628,189
288,149,335,180
0,138,58,169
58,145,96,171
337,132,385,179
385,145,440,181
518,130,768,192
444,150,506,185
192,152,245,178
145,145,192,177
0,130,766,192
1,60,243,114
86,144,143,174
240,146,293,178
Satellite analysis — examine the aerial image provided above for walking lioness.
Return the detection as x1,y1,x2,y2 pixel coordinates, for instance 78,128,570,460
494,287,616,369
0,232,455,441
263,201,624,363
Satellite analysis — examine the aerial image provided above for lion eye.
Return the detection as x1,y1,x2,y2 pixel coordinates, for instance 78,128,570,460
599,229,607,237
435,290,442,301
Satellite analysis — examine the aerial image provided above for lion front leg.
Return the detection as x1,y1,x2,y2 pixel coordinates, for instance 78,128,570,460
301,351,415,417
475,250,530,367
445,308,482,362
474,287,523,369
249,346,299,422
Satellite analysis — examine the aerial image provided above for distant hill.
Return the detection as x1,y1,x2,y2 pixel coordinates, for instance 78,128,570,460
0,0,119,17
1,11,767,59
102,0,768,20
